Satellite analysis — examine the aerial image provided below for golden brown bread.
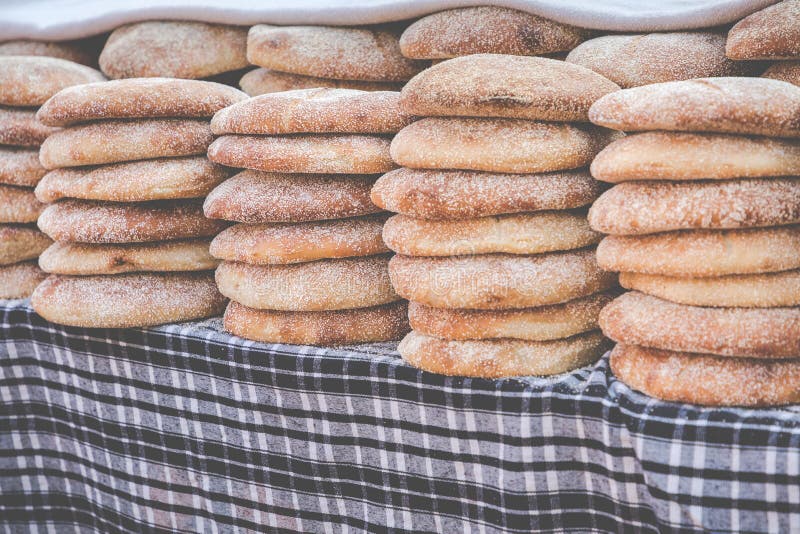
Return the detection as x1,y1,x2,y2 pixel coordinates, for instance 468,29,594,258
38,199,227,243
247,24,427,82
383,212,600,256
391,117,618,173
0,56,104,107
208,134,395,174
37,78,247,126
0,185,45,223
589,77,800,137
597,227,800,276
726,0,800,60
0,40,95,66
203,171,381,223
31,272,227,328
590,132,800,182
0,107,59,147
99,21,249,79
35,157,230,203
0,147,46,187
0,225,51,264
599,291,800,358
371,168,601,219
211,88,411,135
610,344,800,407
762,61,800,85
399,330,610,378
39,120,213,169
224,300,409,345
239,68,404,96
389,249,617,310
0,260,47,298
216,256,399,311
399,54,619,121
210,215,389,264
399,7,590,59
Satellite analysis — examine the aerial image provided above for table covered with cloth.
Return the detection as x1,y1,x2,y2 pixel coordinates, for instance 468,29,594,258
1,299,798,533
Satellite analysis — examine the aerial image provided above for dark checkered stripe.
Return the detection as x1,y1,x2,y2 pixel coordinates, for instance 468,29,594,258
1,301,799,533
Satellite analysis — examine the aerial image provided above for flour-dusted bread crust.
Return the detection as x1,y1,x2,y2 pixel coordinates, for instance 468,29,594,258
216,255,399,312
399,6,591,59
224,300,409,345
590,132,800,182
590,77,800,137
0,56,104,107
383,212,600,256
611,344,800,407
203,170,381,223
38,199,227,243
31,272,227,328
600,291,800,358
566,32,757,88
0,147,46,187
0,225,51,265
371,168,601,219
210,215,389,264
619,270,800,308
0,40,95,66
0,185,45,223
0,107,59,147
400,54,619,121
391,117,618,173
247,24,427,82
726,0,800,60
762,61,800,86
208,134,395,174
100,21,249,79
0,260,47,298
596,227,800,276
239,68,403,96
39,239,218,275
37,78,247,126
389,249,617,310
588,179,800,235
399,330,609,378
35,157,230,203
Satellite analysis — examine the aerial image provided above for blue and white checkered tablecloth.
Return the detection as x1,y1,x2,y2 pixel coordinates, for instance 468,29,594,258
1,299,799,533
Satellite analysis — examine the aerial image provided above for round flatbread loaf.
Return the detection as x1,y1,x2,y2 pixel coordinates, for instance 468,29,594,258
383,212,600,256
38,199,227,243
566,32,757,88
391,118,617,173
619,270,800,308
216,255,398,311
210,215,389,264
589,179,800,235
204,171,380,223
0,56,104,107
763,61,800,86
589,77,800,138
0,40,95,66
239,68,404,96
399,330,609,378
0,185,45,223
39,239,218,275
0,225,51,264
400,54,619,121
389,249,617,310
600,291,800,358
409,291,614,341
0,107,58,147
224,300,409,345
399,6,590,59
726,0,800,60
99,21,249,79
31,272,227,328
37,78,247,126
39,119,213,169
35,157,230,203
611,344,800,407
247,24,426,82
0,260,47,299
211,88,411,135
597,227,800,277
0,147,45,187
371,168,600,219
590,132,800,182
208,134,394,174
